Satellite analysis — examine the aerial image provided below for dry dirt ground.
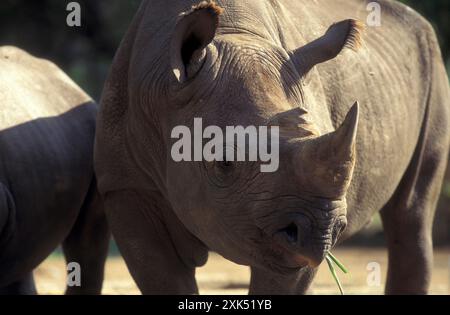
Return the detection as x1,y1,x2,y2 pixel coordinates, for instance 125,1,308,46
35,248,450,295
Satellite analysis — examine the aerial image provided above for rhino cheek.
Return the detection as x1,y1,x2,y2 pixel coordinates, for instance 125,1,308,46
166,165,205,231
168,192,260,265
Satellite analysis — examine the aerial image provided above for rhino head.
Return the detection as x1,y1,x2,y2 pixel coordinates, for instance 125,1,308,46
126,1,363,274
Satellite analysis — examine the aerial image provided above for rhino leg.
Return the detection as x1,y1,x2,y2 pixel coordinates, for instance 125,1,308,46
381,204,434,295
104,191,200,295
249,266,317,295
381,103,448,294
380,169,439,295
63,180,110,295
0,272,36,295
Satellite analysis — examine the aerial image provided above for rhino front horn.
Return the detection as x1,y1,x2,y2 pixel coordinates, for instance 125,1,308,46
326,101,359,162
296,102,359,198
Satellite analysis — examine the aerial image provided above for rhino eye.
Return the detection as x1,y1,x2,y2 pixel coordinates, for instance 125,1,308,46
204,157,240,189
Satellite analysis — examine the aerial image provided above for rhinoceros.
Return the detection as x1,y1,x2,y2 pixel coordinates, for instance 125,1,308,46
95,0,450,294
0,46,109,294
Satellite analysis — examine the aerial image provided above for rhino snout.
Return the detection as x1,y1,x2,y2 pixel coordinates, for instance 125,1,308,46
273,215,347,267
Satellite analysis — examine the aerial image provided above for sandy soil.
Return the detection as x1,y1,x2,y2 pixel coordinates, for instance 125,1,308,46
34,248,450,295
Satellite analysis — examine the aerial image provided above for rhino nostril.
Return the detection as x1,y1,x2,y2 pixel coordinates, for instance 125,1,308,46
280,223,298,244
331,217,347,243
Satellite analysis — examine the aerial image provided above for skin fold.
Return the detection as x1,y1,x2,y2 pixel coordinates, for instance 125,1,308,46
0,46,109,295
95,0,450,294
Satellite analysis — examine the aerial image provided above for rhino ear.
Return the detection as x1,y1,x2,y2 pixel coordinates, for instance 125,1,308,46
170,1,224,83
292,19,364,76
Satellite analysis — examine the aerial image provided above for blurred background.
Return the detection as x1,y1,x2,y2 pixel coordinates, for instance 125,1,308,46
0,0,449,294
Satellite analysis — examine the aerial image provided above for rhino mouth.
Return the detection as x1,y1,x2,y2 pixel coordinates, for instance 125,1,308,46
266,261,308,276
256,232,311,275
261,250,310,276
271,239,312,266
257,214,347,273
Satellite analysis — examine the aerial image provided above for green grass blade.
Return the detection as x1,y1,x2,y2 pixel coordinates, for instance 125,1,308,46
327,252,349,274
325,256,345,295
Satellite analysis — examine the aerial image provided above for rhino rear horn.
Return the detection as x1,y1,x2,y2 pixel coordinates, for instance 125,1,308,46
170,1,224,83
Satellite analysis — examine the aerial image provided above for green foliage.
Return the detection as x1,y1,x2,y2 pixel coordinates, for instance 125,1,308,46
326,253,348,295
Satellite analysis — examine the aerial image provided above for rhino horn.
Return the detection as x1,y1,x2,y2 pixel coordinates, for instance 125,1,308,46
268,107,319,139
296,102,359,198
321,101,359,162
170,1,224,83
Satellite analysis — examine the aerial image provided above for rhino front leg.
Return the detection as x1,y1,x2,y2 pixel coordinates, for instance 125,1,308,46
104,191,199,295
63,180,110,295
249,266,317,295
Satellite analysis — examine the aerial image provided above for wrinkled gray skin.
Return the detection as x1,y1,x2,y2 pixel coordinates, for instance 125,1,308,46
95,0,450,294
0,47,109,295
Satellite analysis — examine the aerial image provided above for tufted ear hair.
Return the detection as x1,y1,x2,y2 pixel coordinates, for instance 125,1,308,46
292,19,365,76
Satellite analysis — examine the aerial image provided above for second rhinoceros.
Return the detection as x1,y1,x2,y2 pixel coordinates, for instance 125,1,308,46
0,46,109,295
95,0,450,294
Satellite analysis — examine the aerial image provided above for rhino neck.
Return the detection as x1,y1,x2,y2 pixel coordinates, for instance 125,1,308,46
124,107,169,196
96,1,171,195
